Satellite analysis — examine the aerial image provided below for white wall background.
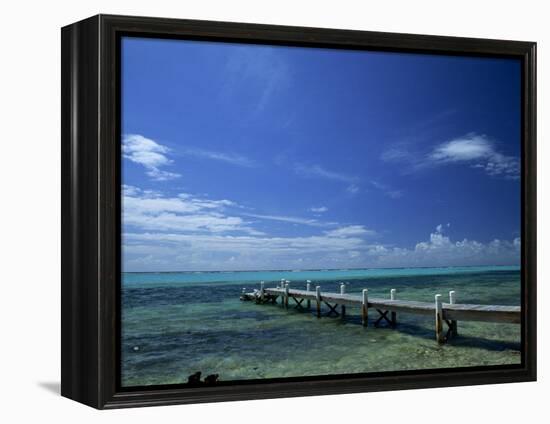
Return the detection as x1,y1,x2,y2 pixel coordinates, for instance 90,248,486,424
0,0,546,421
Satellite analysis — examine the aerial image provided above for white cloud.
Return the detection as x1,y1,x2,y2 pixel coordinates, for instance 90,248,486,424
325,225,375,238
430,135,494,162
122,187,378,270
123,229,371,271
145,168,181,181
430,134,520,179
182,147,256,167
310,206,328,213
126,213,254,234
122,184,141,197
382,133,520,180
123,186,261,235
124,182,367,269
121,186,519,271
478,153,520,179
369,225,520,268
123,134,181,181
125,231,367,254
123,223,520,271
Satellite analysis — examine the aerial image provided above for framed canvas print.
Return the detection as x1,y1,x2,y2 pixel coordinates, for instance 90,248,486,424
61,14,536,409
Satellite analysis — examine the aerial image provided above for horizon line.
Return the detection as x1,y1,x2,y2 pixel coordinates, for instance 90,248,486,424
122,264,520,274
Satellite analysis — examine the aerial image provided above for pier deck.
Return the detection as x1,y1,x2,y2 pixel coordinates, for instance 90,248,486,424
240,282,520,344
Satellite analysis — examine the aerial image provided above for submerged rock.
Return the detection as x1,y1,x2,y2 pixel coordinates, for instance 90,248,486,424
204,374,219,385
187,371,202,386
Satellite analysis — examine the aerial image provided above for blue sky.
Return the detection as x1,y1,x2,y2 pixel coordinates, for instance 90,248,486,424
121,36,521,272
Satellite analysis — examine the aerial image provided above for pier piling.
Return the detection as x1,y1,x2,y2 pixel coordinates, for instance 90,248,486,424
340,283,346,318
260,281,265,302
435,294,444,344
315,286,321,318
284,283,289,309
449,290,458,338
362,289,369,327
390,289,397,326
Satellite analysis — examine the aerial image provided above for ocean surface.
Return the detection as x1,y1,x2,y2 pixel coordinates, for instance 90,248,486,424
121,266,521,387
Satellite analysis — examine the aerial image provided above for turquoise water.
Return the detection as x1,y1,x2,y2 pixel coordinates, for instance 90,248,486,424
121,266,521,387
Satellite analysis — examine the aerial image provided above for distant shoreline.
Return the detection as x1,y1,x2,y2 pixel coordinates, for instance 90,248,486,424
122,264,520,274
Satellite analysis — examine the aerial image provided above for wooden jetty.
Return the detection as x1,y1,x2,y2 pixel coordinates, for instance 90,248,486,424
240,281,520,344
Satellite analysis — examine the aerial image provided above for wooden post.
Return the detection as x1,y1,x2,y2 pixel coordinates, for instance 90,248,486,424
340,283,346,318
306,280,311,309
260,281,265,302
449,290,456,304
280,279,285,288
390,289,397,326
284,283,289,309
315,286,321,318
435,294,444,344
362,289,369,327
449,290,458,337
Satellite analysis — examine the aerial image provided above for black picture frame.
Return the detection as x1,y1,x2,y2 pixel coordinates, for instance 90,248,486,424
61,14,537,409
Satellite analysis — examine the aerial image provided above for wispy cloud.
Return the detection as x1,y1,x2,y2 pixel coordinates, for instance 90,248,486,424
380,147,415,164
346,184,360,194
243,212,336,228
398,109,457,136
123,134,181,181
382,133,519,180
294,163,356,183
223,47,290,114
310,206,328,213
294,163,360,194
369,181,403,199
181,147,257,168
386,190,403,199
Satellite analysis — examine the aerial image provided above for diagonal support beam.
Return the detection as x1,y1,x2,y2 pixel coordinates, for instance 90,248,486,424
374,309,392,327
444,319,458,341
292,297,305,309
323,301,340,316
